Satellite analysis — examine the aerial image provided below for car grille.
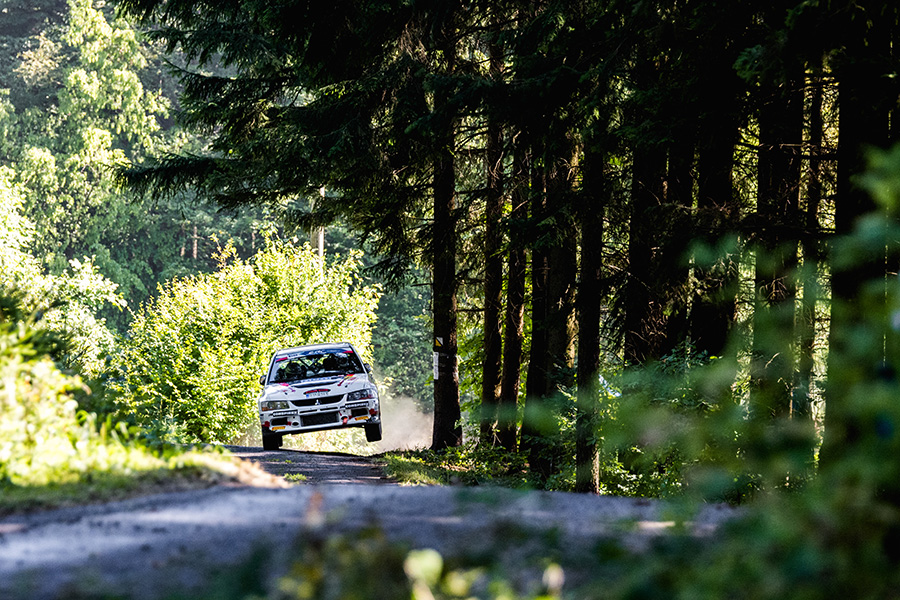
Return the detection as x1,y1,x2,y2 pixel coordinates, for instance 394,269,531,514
302,412,339,427
290,395,343,408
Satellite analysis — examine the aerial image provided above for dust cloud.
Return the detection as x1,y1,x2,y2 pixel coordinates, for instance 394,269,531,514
375,393,433,452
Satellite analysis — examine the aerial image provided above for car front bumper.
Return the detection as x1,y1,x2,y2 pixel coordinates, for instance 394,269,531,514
260,400,380,436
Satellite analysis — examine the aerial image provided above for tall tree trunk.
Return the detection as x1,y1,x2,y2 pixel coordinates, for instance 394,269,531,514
660,130,695,356
751,65,803,420
522,151,552,476
821,7,892,467
622,29,691,365
623,143,666,365
498,145,529,452
794,59,826,419
523,136,578,480
545,179,578,382
431,41,462,451
692,83,740,358
575,147,604,494
480,40,505,446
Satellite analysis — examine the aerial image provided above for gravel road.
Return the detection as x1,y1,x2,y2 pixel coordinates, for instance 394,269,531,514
224,445,393,484
0,446,739,599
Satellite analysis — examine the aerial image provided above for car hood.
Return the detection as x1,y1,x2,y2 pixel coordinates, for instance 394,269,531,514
259,373,372,402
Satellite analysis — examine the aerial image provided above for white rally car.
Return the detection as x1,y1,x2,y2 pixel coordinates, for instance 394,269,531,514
258,342,382,450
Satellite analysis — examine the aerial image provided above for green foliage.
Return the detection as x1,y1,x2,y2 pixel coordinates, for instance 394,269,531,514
9,0,170,275
567,145,900,596
274,528,412,600
0,290,241,512
372,277,433,412
599,341,816,504
1,0,274,334
194,525,568,600
0,164,125,374
387,371,690,496
110,239,381,444
383,445,529,487
392,336,799,501
0,166,38,286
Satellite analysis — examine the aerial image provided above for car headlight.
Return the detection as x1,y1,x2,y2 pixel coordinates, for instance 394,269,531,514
261,400,290,411
347,386,377,402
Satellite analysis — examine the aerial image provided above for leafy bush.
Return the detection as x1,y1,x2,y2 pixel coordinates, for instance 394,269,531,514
109,239,381,444
0,293,237,508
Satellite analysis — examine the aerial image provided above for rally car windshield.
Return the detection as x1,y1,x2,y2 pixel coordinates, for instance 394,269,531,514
268,349,365,384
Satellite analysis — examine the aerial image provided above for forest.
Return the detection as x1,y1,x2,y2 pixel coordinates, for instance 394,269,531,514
108,0,900,492
3,0,900,596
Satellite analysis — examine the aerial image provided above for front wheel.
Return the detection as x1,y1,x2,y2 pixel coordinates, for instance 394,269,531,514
365,422,382,443
262,432,283,451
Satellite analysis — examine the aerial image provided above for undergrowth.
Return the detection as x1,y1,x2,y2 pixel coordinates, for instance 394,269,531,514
383,446,529,488
0,293,249,515
383,438,693,497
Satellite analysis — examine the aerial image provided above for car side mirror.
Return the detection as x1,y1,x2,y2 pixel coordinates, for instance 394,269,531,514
364,363,373,373
259,375,266,385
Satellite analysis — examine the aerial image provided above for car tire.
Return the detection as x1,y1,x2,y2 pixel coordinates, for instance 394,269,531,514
365,422,382,443
262,432,283,451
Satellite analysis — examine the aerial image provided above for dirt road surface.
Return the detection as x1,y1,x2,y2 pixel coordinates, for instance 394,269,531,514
224,445,392,484
0,446,738,599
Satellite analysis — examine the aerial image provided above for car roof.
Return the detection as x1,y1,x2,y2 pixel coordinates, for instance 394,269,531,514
273,342,355,358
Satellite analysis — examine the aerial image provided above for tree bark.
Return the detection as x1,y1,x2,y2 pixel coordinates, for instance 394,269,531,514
545,211,578,382
794,59,826,419
522,152,552,475
623,142,666,365
480,39,505,447
431,39,462,451
692,78,740,358
575,147,604,494
750,63,803,420
523,135,578,480
659,130,695,356
498,145,529,452
821,7,892,467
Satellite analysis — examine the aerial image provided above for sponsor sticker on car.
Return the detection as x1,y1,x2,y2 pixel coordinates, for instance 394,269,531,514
338,374,360,386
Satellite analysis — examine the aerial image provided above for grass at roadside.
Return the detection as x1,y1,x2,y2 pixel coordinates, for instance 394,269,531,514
381,452,446,485
0,464,214,516
382,446,530,487
0,449,286,517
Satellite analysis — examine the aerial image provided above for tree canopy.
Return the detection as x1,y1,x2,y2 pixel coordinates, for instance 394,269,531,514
0,0,276,333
